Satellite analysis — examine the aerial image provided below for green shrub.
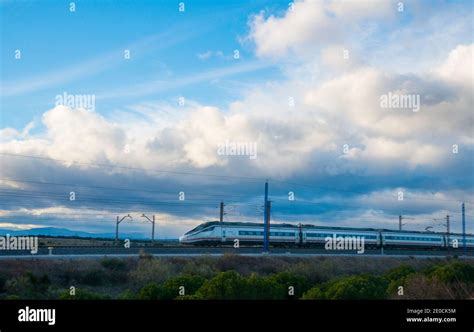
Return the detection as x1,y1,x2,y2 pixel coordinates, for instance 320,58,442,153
385,265,416,281
59,288,110,300
118,289,136,300
194,271,306,300
5,276,34,298
301,287,325,300
267,272,310,299
162,275,206,299
246,274,284,299
384,265,416,296
4,273,52,299
426,262,474,284
5,294,20,300
137,283,167,300
195,271,248,300
303,274,388,300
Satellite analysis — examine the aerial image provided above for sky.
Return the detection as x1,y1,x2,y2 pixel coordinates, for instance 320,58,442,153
0,0,473,238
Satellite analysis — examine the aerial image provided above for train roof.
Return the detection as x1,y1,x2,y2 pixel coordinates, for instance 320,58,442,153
195,221,473,237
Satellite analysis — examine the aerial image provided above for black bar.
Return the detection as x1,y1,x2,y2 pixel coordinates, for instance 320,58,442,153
0,300,472,331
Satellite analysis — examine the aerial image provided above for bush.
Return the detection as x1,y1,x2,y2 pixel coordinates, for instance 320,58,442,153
384,265,416,297
303,274,388,300
129,259,175,286
5,275,35,298
4,294,20,300
385,265,416,281
267,272,310,299
138,275,207,300
402,274,457,299
80,269,107,286
301,287,325,300
162,275,206,299
182,258,218,278
426,262,474,284
287,261,326,284
137,283,167,300
118,289,136,300
101,258,127,271
215,254,257,275
196,271,248,300
245,274,283,299
59,288,110,300
4,273,52,299
194,271,304,300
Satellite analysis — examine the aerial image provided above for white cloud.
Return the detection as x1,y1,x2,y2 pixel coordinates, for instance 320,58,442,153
349,137,445,170
1,42,471,180
247,0,396,59
42,106,126,164
436,44,474,88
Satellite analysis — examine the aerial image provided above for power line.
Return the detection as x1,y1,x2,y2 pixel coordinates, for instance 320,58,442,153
1,192,471,221
269,198,474,218
0,202,174,218
1,152,472,204
271,179,474,204
0,152,263,181
0,188,245,203
0,177,253,199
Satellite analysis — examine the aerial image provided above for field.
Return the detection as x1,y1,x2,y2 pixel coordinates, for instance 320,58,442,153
35,236,172,247
1,254,473,300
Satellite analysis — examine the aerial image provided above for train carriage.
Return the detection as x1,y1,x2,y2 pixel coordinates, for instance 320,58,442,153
179,221,474,251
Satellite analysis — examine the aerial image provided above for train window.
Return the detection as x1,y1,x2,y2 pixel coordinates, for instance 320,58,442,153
184,224,204,235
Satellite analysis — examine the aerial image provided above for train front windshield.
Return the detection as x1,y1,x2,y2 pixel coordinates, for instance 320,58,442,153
184,222,213,235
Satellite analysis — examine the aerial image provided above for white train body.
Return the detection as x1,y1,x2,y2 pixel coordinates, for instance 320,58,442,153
179,221,474,250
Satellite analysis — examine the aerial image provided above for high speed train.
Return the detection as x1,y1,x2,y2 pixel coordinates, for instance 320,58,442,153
179,221,474,250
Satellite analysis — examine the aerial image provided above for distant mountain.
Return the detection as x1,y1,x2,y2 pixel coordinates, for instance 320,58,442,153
0,227,150,239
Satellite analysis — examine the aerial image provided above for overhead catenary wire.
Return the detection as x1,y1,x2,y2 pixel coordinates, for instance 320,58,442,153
1,152,472,204
0,190,471,221
0,177,253,199
0,187,253,203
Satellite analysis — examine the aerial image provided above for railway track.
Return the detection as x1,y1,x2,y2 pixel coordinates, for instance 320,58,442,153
0,246,473,258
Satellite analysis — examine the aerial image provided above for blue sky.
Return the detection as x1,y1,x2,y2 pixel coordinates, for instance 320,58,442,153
0,0,473,238
1,0,282,128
